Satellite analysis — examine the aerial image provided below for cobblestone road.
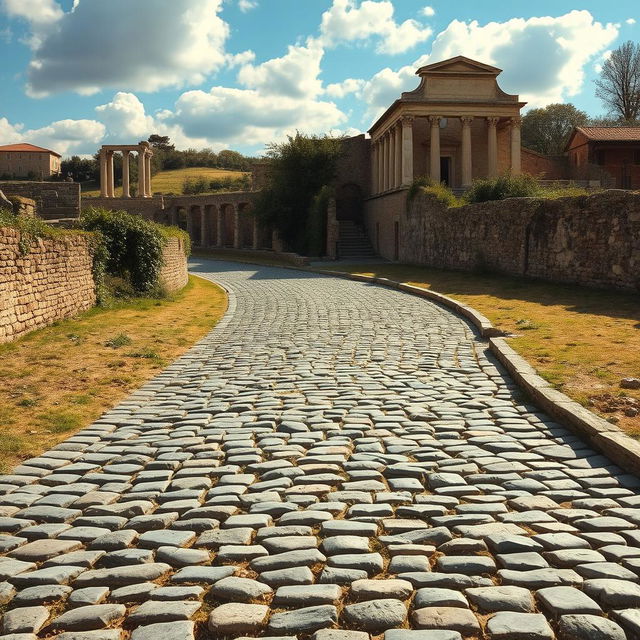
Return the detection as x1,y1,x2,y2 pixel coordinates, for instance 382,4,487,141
1,259,640,640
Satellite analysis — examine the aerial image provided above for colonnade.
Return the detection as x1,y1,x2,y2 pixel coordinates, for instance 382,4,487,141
99,142,153,199
371,115,522,194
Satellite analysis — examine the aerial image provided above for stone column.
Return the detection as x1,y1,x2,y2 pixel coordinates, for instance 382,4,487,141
106,151,115,198
429,116,441,184
200,207,207,247
371,142,378,195
137,150,146,198
389,128,396,190
377,139,383,193
145,154,152,197
460,116,473,188
187,207,194,239
383,133,390,192
233,205,240,249
394,126,401,189
510,116,522,175
122,151,131,198
99,149,108,197
252,215,259,250
216,207,223,247
487,117,499,178
401,116,414,186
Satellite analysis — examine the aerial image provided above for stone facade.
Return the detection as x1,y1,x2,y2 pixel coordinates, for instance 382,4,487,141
392,189,640,291
0,182,81,219
159,237,189,293
0,228,96,343
0,143,61,179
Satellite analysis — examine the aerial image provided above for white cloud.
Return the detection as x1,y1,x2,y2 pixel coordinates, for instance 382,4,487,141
2,0,62,27
320,0,432,54
627,18,636,25
18,0,230,96
95,93,156,140
237,39,324,98
325,77,366,98
238,0,257,12
357,10,618,120
421,6,435,18
0,116,105,155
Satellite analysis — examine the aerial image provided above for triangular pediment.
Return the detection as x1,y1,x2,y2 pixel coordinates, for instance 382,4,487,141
416,56,502,76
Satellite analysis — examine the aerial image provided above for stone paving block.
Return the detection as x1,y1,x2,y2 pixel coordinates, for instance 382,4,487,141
49,604,126,631
268,605,338,634
210,576,272,601
486,612,554,639
384,632,462,640
128,600,201,625
342,599,407,633
465,586,534,613
557,614,626,640
53,631,122,640
130,621,195,640
0,606,50,634
536,586,602,617
351,578,413,600
411,606,481,634
274,584,342,606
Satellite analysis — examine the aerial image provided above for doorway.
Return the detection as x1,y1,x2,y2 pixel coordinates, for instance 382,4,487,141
440,157,451,186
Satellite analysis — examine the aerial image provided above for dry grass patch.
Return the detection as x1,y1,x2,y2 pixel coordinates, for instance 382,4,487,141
82,167,250,197
0,275,227,472
328,264,640,435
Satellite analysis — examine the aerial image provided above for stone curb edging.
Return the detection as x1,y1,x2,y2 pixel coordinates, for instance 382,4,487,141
309,268,640,476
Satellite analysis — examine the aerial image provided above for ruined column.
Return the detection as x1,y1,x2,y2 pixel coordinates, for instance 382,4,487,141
510,116,522,175
216,207,223,248
394,123,402,189
487,117,499,178
145,153,152,197
137,149,146,198
106,151,115,198
461,116,473,188
99,149,108,198
122,150,131,198
429,116,441,184
233,205,241,249
401,116,414,186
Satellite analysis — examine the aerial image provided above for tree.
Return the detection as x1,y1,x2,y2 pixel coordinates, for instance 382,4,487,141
595,41,640,122
148,134,175,152
253,133,344,254
61,156,98,182
521,103,588,155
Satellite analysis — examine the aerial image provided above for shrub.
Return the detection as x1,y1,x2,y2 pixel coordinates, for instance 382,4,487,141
79,208,189,295
407,177,463,209
464,173,541,203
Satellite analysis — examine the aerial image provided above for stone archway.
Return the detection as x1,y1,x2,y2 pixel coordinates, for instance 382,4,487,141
221,204,235,247
189,205,202,246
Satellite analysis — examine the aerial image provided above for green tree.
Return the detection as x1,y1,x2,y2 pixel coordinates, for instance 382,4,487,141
61,156,98,182
595,41,640,122
148,134,175,152
253,133,344,254
521,103,588,155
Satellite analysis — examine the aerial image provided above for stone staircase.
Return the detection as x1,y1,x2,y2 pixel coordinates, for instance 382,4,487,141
337,220,378,260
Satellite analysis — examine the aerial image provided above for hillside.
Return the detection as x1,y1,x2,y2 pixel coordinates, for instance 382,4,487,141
82,167,251,197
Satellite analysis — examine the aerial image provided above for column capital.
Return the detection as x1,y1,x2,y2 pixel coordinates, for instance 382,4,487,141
460,116,474,127
428,115,442,127
401,115,414,125
510,116,522,128
486,116,500,127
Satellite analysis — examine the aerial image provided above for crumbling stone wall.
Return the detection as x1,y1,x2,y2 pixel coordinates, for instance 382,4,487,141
159,237,189,293
0,228,96,343
400,190,640,291
0,182,81,219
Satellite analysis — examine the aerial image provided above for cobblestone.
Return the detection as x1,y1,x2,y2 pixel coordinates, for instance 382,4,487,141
2,260,640,636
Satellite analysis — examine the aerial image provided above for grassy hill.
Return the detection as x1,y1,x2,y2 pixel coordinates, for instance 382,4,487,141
82,167,250,198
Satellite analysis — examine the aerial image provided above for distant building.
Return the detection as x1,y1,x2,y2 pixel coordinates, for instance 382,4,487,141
566,127,640,189
0,143,62,179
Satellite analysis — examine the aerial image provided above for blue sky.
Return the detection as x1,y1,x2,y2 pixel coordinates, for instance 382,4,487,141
0,0,638,157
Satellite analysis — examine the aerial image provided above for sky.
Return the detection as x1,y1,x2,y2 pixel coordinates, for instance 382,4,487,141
0,0,638,158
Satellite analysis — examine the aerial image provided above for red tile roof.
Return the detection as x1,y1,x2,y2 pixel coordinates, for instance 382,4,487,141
576,127,640,141
0,143,61,156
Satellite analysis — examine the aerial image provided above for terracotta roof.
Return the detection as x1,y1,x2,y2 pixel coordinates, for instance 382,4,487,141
0,143,61,156
575,127,640,141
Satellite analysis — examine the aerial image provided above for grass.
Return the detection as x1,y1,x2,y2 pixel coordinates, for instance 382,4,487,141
81,167,250,197
0,275,227,472
326,263,640,435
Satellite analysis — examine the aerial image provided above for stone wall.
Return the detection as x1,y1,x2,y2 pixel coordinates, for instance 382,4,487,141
159,237,189,293
0,182,81,219
84,195,165,218
0,228,96,343
521,148,567,179
398,190,640,291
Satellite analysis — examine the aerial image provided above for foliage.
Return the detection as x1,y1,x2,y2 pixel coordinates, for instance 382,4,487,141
253,132,345,254
79,207,188,295
521,103,588,154
464,173,541,203
595,41,640,122
0,207,58,254
182,174,251,195
407,176,463,209
148,134,175,152
61,155,99,182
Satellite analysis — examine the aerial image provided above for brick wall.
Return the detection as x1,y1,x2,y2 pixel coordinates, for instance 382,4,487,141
159,237,189,293
0,228,96,343
522,148,568,179
397,190,640,291
0,182,81,219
